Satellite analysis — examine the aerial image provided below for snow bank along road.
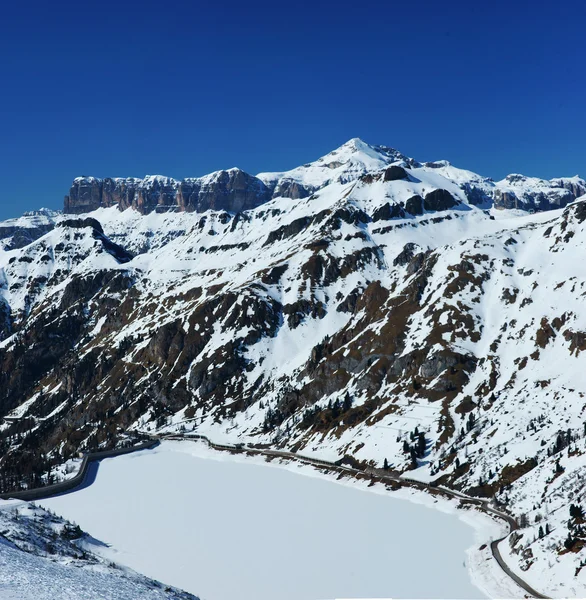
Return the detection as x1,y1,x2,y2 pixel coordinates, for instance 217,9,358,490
4,432,547,599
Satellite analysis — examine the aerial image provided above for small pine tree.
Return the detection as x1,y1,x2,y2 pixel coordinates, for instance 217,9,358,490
332,399,341,417
383,458,389,470
570,504,585,521
417,432,426,458
539,525,544,539
343,393,352,412
409,447,418,467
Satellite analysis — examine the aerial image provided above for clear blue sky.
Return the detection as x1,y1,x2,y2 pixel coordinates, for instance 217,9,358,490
0,0,584,219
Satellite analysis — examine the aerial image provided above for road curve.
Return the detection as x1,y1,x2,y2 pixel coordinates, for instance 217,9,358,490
3,430,548,598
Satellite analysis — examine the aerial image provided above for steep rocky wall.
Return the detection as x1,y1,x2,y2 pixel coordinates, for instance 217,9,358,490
64,171,274,215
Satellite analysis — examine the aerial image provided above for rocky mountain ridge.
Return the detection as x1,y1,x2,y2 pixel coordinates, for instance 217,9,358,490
1,138,586,596
63,138,586,215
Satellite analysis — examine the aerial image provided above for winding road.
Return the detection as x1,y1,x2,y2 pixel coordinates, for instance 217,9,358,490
1,431,548,599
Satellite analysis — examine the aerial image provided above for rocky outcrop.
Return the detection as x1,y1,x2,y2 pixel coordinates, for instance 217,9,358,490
0,224,55,250
181,169,272,213
64,177,104,213
405,195,424,216
383,165,409,181
423,189,458,211
372,202,405,221
65,170,272,215
102,177,141,211
460,183,491,206
271,178,313,200
552,177,586,199
493,175,586,211
393,243,419,267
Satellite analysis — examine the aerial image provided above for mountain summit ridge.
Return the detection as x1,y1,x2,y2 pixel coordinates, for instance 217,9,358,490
64,138,585,216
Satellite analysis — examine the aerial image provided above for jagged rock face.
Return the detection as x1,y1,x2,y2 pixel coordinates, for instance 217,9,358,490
372,202,405,221
65,171,272,215
64,177,103,213
459,183,492,206
271,178,312,200
182,170,272,212
493,174,586,211
103,177,141,211
553,177,586,198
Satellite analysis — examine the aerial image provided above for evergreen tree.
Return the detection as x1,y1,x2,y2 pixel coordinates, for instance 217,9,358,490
570,503,584,521
416,432,426,457
383,458,389,470
332,399,340,419
409,447,418,467
343,393,352,412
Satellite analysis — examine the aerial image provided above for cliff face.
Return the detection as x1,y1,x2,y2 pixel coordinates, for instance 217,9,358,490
493,174,586,211
64,170,273,215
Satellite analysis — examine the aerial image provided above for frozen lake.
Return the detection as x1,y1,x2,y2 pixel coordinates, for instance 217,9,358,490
42,441,485,600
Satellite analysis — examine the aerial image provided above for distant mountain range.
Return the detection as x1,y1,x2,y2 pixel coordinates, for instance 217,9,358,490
62,139,585,216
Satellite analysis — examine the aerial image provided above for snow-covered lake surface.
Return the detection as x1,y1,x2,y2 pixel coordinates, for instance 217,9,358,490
42,441,487,600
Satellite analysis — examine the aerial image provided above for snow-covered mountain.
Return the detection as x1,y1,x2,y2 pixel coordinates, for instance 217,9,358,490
1,138,586,596
0,208,60,251
62,138,586,216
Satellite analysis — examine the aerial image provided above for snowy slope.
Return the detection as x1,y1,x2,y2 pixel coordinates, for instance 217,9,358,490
0,139,585,596
0,500,197,600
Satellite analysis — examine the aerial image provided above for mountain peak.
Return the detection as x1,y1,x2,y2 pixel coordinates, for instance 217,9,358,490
338,137,371,151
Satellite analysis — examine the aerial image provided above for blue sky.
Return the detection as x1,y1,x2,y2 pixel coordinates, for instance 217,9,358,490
0,0,584,219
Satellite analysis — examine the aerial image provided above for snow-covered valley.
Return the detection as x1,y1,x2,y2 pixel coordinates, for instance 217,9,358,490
41,440,493,600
